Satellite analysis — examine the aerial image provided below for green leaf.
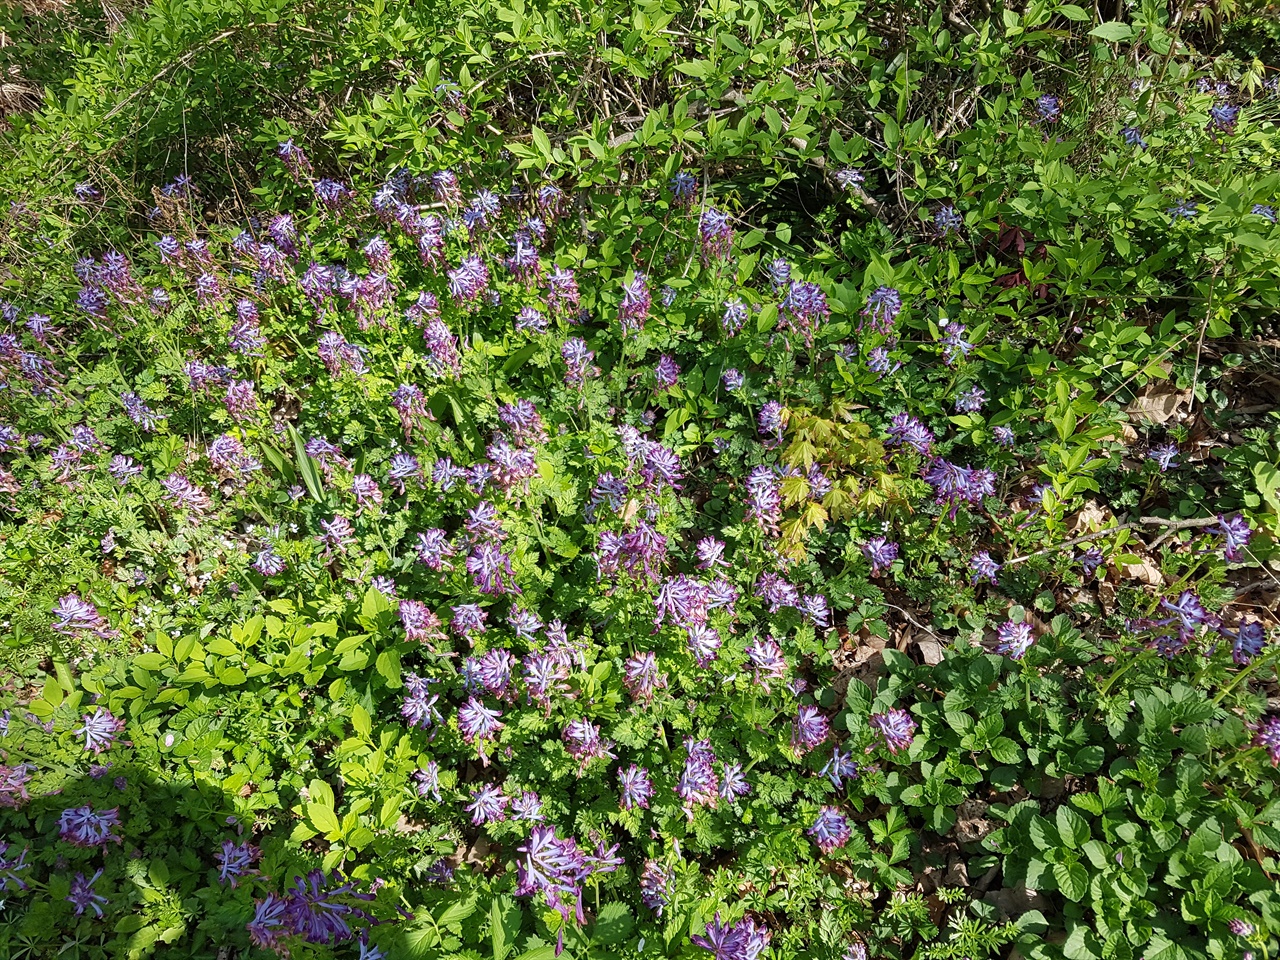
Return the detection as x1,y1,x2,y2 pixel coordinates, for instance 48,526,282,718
1088,21,1134,41
376,649,402,689
1057,805,1091,847
307,802,341,834
674,60,712,78
591,902,634,945
531,126,553,163
351,703,372,738
1055,861,1090,901
287,425,325,502
490,894,523,960
1057,4,1090,20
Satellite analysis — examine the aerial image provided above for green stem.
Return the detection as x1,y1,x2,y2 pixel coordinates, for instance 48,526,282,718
1213,649,1280,706
1098,649,1149,697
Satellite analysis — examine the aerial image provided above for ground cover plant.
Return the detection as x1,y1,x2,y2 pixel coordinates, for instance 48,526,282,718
1,0,1280,958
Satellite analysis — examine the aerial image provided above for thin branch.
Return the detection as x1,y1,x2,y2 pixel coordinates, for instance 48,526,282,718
1006,516,1221,566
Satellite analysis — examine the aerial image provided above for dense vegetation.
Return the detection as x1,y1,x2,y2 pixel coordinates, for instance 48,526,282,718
1,0,1279,958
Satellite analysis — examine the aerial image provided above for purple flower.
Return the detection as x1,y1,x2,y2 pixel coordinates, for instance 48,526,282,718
1080,546,1104,578
1148,443,1179,471
722,368,745,390
722,298,747,335
247,894,289,950
1226,621,1267,666
1228,919,1256,936
970,551,1001,585
400,673,442,730
862,537,898,576
53,594,116,639
1034,94,1061,122
1121,125,1148,149
996,621,1035,660
545,268,580,314
458,697,503,762
745,466,781,535
1167,198,1199,220
0,841,30,888
653,354,680,390
467,543,520,595
451,603,489,638
955,385,986,413
619,765,654,809
719,763,750,800
399,601,443,644
640,860,674,915
758,401,785,446
766,257,791,290
870,708,916,754
820,747,860,789
282,870,375,944
1214,513,1252,561
924,459,991,518
745,638,788,691
860,286,901,334
253,546,287,577
1252,716,1280,765
934,205,963,234
691,914,772,960
316,515,356,557
886,413,934,455
75,708,125,754
941,322,973,364
58,805,122,846
670,171,697,204
699,206,733,261
467,783,510,825
67,870,109,917
216,840,261,887
413,762,442,802
1208,102,1239,136
623,652,667,701
993,425,1015,446
835,167,865,191
779,279,829,347
619,273,651,333
807,806,852,854
792,706,831,755
1253,204,1277,223
0,766,31,808
413,528,454,571
563,719,615,769
512,790,545,821
561,337,596,386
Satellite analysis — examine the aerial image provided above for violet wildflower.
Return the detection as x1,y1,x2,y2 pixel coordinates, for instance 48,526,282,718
399,601,443,644
1080,546,1104,578
698,206,733,261
686,623,722,666
1167,198,1199,220
860,286,901,334
458,697,503,762
253,546,287,577
821,747,860,789
721,298,747,335
247,894,289,950
996,620,1035,660
870,708,917,754
619,765,654,810
619,273,651,333
792,706,831,755
563,719,616,769
282,870,375,945
766,257,791,290
862,537,898,576
401,674,442,730
67,870,109,917
623,652,667,701
216,840,261,887
745,638,788,691
1214,513,1252,561
1034,94,1061,122
58,805,122,846
1121,125,1148,149
670,171,697,205
452,603,489,639
640,860,674,916
808,806,852,854
546,267,580,314
993,425,1015,446
722,368,744,391
1252,716,1280,765
835,167,865,191
0,767,31,808
466,783,509,825
695,537,729,570
955,385,986,413
561,337,595,386
1148,443,1179,471
1253,204,1277,223
0,841,30,887
468,542,520,595
1228,919,1256,937
800,594,830,627
779,279,829,346
867,346,902,377
1227,621,1266,666
970,551,1001,585
756,572,799,612
886,413,934,455
512,791,545,821
660,284,677,307
719,763,750,800
758,401,785,446
1208,102,1239,136
935,204,963,233
654,353,680,391
691,914,771,960
53,594,116,639
941,322,973,364
75,708,125,754
413,762,442,802
414,529,455,570
745,465,781,535
316,515,356,557
432,457,465,491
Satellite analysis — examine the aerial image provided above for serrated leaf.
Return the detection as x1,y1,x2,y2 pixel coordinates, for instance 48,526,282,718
307,801,341,834
491,894,522,960
1057,805,1091,847
1055,861,1090,901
